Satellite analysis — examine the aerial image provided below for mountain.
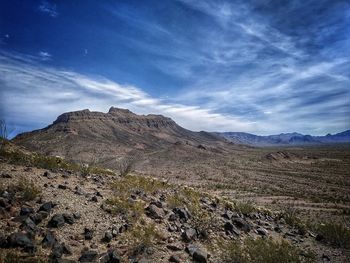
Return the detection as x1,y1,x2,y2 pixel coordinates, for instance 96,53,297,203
218,130,350,146
12,107,231,166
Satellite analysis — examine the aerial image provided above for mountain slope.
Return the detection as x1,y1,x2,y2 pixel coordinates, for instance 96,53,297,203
219,130,350,146
12,107,231,166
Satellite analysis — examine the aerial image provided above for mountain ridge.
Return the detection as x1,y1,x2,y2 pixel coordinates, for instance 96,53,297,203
218,130,350,146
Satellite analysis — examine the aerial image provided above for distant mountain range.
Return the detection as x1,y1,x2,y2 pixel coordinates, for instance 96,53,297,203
218,130,350,146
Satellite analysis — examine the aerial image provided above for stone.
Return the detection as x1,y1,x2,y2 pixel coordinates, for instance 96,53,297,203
39,201,55,213
182,228,197,242
173,207,191,222
145,204,164,219
186,244,208,263
75,186,85,195
166,243,183,251
233,218,251,233
58,184,68,190
63,213,75,224
20,206,34,216
222,210,234,220
91,196,98,202
42,231,58,248
84,228,94,240
49,214,66,228
79,250,98,262
7,232,35,252
224,222,240,235
103,231,113,243
30,212,44,224
73,212,82,219
257,227,268,236
169,255,181,263
21,217,37,231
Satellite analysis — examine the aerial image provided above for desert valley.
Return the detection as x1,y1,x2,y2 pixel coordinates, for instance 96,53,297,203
0,108,349,262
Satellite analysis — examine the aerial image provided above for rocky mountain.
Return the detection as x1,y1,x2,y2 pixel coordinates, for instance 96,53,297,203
218,130,350,146
12,107,231,167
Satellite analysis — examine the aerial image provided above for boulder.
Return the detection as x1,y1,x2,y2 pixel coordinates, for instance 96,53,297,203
49,214,66,228
103,231,113,243
7,232,35,252
42,231,58,248
145,204,164,219
84,228,94,240
182,228,197,242
224,222,240,235
186,244,208,263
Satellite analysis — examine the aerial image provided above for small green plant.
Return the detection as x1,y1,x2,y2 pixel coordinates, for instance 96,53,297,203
317,222,350,248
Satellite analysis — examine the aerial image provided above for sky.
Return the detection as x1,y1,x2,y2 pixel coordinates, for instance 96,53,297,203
0,0,349,137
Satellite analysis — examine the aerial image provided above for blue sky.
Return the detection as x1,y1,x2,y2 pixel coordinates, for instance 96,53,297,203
0,0,349,137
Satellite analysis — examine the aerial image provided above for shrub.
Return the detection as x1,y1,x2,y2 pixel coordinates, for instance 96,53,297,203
235,201,257,215
317,222,350,248
5,177,42,201
0,250,47,263
105,197,144,222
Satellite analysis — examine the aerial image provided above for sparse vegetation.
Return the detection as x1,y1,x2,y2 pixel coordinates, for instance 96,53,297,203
0,145,115,176
0,250,47,263
215,237,316,263
1,176,42,201
117,157,135,177
316,222,350,248
234,200,257,215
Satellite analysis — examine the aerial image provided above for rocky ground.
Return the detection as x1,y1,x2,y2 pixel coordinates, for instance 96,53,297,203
0,158,349,262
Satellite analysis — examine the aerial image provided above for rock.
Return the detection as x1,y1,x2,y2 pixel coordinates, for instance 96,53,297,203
79,250,98,262
257,227,268,236
30,212,44,224
233,218,251,233
166,243,183,251
103,231,113,243
20,206,34,216
39,201,55,213
75,186,85,195
73,212,82,219
182,228,197,242
145,204,164,219
42,231,58,248
173,207,191,222
7,232,35,252
222,210,234,220
58,184,68,190
91,196,98,202
99,249,121,263
84,228,94,240
0,197,9,208
224,222,240,235
0,234,7,248
21,217,37,231
49,214,66,228
322,254,330,261
186,244,208,263
169,255,181,263
63,213,75,224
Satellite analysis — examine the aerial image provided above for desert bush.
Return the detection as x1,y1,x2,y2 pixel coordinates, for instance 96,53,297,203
111,175,167,198
235,200,257,215
4,177,42,201
105,197,144,221
317,222,350,248
217,237,315,263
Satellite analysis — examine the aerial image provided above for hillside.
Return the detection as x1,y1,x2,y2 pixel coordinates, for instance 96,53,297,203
12,107,231,167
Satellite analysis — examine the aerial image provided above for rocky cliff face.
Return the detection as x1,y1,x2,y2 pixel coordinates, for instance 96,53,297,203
12,107,229,167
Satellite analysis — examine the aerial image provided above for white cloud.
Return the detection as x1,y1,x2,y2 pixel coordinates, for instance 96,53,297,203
38,51,52,61
0,52,255,135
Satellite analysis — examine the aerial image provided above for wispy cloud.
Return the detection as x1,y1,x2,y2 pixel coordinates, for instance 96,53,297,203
0,52,255,136
38,51,51,61
38,0,58,17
